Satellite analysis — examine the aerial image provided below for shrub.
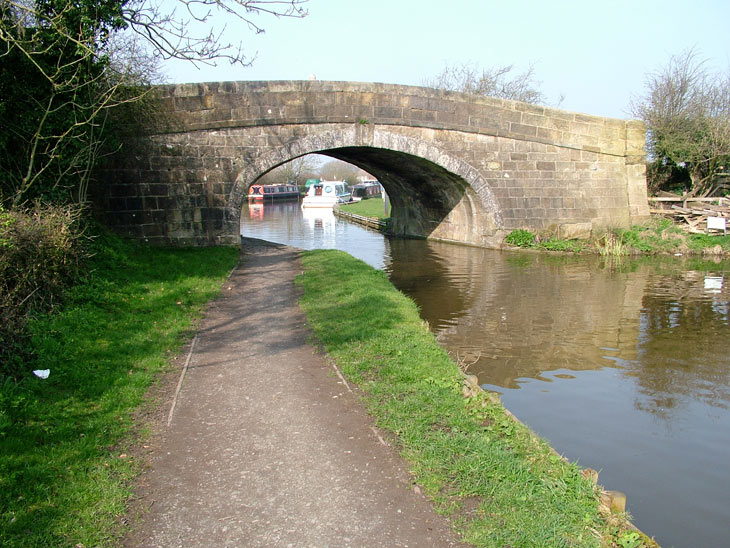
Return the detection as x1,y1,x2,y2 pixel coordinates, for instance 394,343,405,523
505,229,536,247
539,238,584,252
0,204,87,378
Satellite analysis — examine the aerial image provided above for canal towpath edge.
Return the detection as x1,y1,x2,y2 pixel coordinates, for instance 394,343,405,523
123,237,470,547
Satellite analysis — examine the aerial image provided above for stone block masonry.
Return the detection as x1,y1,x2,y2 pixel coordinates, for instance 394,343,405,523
95,80,649,248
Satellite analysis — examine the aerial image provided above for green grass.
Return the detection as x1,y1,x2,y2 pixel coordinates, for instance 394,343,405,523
338,197,391,219
505,229,585,253
0,233,239,547
539,238,585,252
507,218,730,257
505,228,536,247
296,250,649,547
687,232,730,251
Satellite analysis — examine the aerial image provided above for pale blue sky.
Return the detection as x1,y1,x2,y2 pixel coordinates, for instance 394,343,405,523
162,0,730,119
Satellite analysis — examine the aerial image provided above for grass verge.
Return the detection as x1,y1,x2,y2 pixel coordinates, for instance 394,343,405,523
338,197,391,219
505,218,730,256
0,233,239,547
296,249,654,548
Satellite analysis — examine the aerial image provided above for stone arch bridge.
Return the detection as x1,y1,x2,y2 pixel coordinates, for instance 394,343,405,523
98,80,649,247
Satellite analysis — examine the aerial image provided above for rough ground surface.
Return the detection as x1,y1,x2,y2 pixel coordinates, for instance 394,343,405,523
125,238,469,548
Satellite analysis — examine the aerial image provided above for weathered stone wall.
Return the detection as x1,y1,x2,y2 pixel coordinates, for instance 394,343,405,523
96,80,649,247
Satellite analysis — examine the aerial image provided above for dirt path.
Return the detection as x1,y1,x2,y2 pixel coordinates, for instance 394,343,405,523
125,238,469,548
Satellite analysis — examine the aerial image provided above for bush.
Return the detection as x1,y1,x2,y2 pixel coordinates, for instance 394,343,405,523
539,238,584,252
0,204,87,379
505,229,536,247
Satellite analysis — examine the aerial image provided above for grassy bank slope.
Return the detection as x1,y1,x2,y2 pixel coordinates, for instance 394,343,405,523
338,197,391,219
0,235,238,547
297,249,649,548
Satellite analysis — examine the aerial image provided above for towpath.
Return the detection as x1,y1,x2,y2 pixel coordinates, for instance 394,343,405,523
125,238,468,547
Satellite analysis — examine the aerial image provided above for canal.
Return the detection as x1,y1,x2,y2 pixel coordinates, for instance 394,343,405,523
241,201,730,548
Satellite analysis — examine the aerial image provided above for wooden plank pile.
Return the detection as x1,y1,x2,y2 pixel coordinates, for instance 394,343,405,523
648,192,729,234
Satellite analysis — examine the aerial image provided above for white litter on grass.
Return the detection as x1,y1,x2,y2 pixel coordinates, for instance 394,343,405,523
32,369,50,379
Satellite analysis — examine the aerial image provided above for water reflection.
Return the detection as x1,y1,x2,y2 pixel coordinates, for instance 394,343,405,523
386,241,730,548
387,242,642,389
387,240,730,412
241,203,730,547
630,271,730,417
239,201,391,270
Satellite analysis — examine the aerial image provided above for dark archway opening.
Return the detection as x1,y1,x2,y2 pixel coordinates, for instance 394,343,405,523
231,132,503,248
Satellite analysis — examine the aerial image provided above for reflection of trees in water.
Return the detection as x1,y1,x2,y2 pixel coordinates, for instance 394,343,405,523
388,242,730,415
628,271,730,417
390,241,645,388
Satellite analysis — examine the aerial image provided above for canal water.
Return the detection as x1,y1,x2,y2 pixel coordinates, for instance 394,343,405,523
240,201,730,548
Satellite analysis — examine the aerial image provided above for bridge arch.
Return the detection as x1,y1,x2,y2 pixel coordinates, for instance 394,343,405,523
96,80,649,247
230,126,504,247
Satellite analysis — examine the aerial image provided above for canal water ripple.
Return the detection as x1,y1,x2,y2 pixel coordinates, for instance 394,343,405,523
241,202,730,548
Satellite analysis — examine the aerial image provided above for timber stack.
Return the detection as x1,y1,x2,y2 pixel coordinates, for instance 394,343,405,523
649,192,729,234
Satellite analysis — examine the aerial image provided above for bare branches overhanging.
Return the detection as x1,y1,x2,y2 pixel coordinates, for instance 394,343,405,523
122,0,307,67
0,0,308,207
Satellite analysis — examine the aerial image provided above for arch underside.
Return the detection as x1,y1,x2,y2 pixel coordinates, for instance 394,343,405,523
229,126,504,248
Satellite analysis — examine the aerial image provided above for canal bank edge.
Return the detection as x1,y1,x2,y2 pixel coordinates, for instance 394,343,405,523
333,207,389,232
334,200,730,257
460,374,656,546
295,247,660,548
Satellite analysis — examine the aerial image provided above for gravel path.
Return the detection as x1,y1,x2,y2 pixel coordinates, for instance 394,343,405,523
125,238,469,548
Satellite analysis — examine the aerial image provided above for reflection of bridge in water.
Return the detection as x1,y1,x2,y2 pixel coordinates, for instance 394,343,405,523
388,241,730,411
238,199,729,547
387,244,730,548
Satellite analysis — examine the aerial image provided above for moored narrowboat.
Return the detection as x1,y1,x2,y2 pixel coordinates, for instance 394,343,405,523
301,181,351,208
350,181,382,201
248,183,300,202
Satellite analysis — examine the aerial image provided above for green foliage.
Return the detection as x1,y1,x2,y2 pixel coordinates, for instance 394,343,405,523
617,531,644,548
0,0,126,206
2,0,307,207
615,227,659,253
505,230,585,253
338,197,391,219
630,49,730,195
539,238,585,252
0,204,88,378
297,250,618,547
505,229,536,247
687,232,730,251
0,233,238,547
598,220,689,255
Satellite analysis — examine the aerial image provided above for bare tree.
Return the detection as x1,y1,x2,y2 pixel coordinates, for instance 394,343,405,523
423,62,553,105
0,0,308,206
121,0,307,67
258,155,317,186
318,159,371,185
0,0,151,205
629,48,730,196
